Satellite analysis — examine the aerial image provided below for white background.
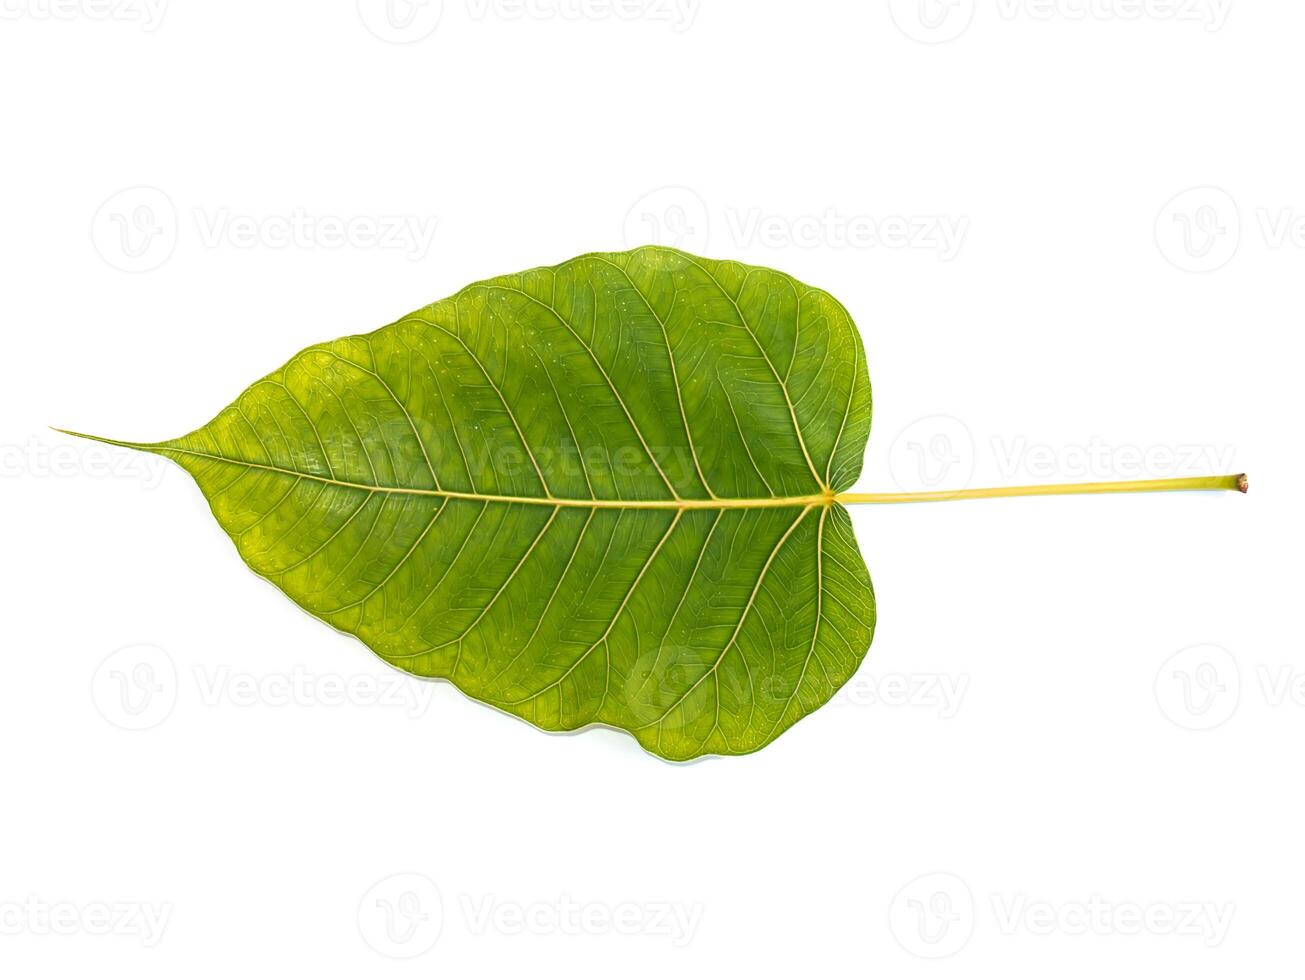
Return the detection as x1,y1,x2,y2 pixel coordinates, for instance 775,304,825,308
0,1,1299,976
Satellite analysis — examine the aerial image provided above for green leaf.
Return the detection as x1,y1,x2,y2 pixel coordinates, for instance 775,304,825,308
68,246,874,761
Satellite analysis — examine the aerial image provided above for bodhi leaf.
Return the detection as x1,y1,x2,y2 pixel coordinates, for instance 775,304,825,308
69,246,874,761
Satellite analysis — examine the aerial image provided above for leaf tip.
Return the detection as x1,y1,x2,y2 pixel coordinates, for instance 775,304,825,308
50,427,153,452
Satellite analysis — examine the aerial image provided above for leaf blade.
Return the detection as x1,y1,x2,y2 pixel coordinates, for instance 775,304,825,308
79,246,876,760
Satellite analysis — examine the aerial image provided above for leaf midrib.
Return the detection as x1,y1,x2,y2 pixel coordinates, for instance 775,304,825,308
121,440,835,511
